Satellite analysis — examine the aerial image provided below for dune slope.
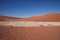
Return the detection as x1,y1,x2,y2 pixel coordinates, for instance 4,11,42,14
0,13,60,21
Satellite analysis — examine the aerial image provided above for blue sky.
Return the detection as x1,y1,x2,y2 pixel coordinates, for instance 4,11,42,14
0,0,60,18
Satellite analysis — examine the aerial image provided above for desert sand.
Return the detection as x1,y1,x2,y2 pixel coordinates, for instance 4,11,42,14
0,13,60,40
0,13,60,21
0,26,60,40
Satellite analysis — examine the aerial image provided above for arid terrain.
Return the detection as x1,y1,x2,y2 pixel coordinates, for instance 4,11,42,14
0,26,60,40
0,13,60,40
0,13,60,21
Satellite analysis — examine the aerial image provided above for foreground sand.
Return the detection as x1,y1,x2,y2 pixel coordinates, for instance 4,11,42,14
0,26,60,40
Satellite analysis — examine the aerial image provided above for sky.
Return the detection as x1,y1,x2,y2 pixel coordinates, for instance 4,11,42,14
0,0,60,18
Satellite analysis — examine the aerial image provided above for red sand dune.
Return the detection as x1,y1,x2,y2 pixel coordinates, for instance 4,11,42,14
27,13,60,21
0,13,60,21
0,15,24,21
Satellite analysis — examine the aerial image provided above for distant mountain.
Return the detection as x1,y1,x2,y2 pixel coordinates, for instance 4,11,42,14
0,13,60,21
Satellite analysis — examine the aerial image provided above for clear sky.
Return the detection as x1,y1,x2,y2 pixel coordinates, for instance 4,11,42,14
0,0,60,18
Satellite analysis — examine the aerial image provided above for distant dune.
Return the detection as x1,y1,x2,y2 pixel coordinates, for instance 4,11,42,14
0,13,60,21
27,13,60,21
0,15,25,21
